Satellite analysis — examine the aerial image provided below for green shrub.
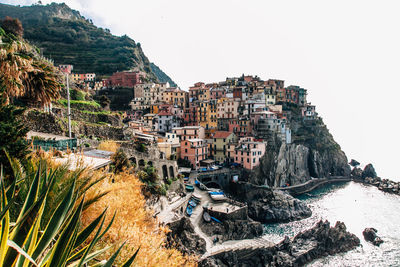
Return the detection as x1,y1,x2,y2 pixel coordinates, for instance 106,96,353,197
70,89,86,101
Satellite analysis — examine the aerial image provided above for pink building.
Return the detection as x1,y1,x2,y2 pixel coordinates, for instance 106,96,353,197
210,88,226,100
234,137,266,170
180,139,208,169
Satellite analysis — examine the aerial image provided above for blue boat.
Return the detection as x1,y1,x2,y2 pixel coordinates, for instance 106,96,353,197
185,184,194,192
210,216,222,223
186,205,193,216
209,191,224,195
188,200,197,207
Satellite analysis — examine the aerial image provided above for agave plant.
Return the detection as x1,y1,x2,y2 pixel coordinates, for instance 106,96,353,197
0,156,138,266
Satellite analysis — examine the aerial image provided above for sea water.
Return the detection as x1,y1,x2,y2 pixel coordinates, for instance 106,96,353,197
263,182,400,266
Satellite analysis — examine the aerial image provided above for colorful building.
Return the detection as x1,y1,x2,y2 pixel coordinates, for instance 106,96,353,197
162,87,188,108
234,137,266,170
156,111,181,133
180,139,208,169
106,71,143,88
217,98,240,119
173,126,205,141
212,131,237,164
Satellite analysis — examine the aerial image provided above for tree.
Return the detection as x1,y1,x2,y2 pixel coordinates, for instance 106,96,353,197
111,149,131,173
0,26,62,106
0,101,29,167
1,16,23,38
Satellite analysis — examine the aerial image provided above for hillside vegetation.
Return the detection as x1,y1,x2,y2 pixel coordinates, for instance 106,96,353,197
0,2,176,85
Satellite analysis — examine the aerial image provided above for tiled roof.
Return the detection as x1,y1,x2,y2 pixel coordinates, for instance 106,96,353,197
158,111,173,116
213,131,232,139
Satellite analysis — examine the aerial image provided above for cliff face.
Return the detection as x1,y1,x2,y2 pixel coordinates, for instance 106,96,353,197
252,107,350,187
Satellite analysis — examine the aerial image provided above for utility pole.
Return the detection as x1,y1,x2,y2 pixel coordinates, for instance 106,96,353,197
66,73,72,138
59,64,73,138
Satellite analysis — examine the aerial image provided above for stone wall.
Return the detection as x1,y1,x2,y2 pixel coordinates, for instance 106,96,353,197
120,142,179,181
207,205,248,221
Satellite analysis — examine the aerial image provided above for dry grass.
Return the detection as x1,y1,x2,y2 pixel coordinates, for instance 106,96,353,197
98,140,120,153
82,168,198,266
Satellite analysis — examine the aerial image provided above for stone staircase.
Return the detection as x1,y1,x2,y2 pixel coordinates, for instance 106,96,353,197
200,237,273,260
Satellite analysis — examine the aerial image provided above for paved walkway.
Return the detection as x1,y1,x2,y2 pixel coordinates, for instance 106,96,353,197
277,176,351,195
157,194,191,224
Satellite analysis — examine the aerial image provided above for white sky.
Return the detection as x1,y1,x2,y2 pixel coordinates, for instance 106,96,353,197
3,0,400,180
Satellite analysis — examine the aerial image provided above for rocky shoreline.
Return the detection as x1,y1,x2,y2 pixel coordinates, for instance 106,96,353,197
199,220,360,267
351,162,400,196
360,177,400,195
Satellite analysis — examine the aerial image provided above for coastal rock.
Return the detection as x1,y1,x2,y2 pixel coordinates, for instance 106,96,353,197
251,115,351,187
363,228,384,246
199,218,263,242
349,159,360,167
199,220,360,267
166,217,206,255
230,182,312,223
351,167,363,178
362,164,377,179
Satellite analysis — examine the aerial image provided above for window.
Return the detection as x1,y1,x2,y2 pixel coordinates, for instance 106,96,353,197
247,158,249,163
185,149,188,153
253,158,256,163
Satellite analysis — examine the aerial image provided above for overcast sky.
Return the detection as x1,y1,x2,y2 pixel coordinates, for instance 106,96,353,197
2,0,400,180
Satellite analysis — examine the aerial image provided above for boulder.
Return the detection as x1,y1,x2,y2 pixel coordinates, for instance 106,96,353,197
230,182,312,223
200,218,263,242
351,167,363,178
362,164,377,179
363,227,384,246
166,217,207,255
349,159,360,167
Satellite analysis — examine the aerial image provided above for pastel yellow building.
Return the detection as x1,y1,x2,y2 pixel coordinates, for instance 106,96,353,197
212,131,237,164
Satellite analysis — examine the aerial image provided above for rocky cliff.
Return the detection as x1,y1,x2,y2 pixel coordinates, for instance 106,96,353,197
252,106,350,187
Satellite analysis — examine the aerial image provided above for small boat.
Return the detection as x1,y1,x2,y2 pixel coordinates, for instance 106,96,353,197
195,179,200,186
209,191,224,195
188,200,197,207
210,216,222,223
186,205,193,216
185,185,194,192
203,211,211,222
209,194,227,201
184,177,189,181
192,193,202,200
